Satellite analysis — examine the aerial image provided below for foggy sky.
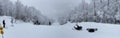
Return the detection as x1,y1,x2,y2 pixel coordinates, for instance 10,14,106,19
10,0,90,19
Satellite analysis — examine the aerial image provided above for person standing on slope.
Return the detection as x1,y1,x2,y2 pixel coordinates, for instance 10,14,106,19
11,18,14,27
2,20,5,28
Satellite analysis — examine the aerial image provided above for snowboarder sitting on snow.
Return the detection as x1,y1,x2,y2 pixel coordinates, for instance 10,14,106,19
74,24,82,30
2,20,5,28
87,28,98,33
34,20,40,25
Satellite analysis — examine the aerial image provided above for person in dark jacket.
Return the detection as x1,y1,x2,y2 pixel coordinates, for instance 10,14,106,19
2,20,5,28
49,22,51,25
87,28,98,33
74,24,82,30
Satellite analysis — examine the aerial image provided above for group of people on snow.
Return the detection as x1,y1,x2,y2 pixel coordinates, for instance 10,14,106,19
74,23,98,33
1,17,98,33
0,18,15,28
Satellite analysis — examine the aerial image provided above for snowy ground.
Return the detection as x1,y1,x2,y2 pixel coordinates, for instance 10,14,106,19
0,16,120,38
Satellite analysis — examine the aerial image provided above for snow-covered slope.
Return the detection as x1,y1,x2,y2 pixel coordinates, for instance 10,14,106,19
0,16,120,38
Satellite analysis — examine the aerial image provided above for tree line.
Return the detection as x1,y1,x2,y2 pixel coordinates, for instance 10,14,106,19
0,0,53,25
58,0,120,25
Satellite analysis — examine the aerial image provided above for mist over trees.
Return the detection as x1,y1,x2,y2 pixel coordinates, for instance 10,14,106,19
0,0,53,25
58,0,120,25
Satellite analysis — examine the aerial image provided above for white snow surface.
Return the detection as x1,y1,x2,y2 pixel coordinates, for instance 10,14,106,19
0,16,120,38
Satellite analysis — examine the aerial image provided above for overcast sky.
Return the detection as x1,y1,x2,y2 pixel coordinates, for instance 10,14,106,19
10,0,90,19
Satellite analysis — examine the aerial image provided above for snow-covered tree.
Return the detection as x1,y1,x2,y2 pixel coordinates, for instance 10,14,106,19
59,0,120,25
